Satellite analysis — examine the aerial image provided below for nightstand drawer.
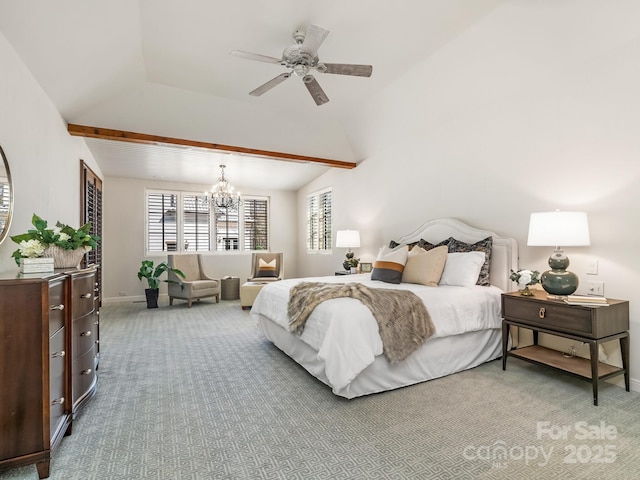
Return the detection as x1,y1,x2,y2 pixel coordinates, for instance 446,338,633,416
502,291,629,339
503,297,592,335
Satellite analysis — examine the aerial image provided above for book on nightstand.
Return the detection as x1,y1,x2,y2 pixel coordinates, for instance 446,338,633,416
564,295,609,306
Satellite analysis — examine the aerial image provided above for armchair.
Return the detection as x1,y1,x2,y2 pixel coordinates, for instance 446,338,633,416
247,252,284,283
168,254,220,307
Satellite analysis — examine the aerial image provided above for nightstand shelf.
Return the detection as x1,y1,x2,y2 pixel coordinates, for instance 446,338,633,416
508,345,623,380
501,290,630,406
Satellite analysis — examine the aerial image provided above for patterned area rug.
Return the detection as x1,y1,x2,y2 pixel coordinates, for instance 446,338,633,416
2,299,640,479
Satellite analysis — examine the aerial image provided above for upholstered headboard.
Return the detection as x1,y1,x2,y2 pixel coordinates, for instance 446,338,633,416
396,218,518,292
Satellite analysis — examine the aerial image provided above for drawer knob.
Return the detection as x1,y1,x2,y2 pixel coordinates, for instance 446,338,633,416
80,330,92,337
81,368,92,375
51,350,66,358
80,293,92,299
539,307,546,319
50,304,65,311
51,397,65,405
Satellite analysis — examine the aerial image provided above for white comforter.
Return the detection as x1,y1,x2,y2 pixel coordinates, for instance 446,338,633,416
251,274,503,391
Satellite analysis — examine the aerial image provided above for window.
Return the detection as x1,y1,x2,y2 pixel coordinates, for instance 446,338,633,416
243,198,269,250
306,187,332,252
146,189,268,253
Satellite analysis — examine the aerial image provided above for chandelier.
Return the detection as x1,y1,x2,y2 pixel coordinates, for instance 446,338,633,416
205,165,242,209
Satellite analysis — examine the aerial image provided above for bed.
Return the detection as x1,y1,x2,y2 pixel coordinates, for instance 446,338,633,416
251,218,518,399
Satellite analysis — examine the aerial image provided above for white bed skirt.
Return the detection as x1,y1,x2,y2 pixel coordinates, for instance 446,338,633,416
257,313,503,399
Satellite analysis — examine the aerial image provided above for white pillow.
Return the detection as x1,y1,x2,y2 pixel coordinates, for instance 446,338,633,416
439,251,486,287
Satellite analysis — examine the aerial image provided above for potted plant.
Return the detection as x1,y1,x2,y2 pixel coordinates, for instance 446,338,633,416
342,251,360,273
11,213,100,269
137,260,185,308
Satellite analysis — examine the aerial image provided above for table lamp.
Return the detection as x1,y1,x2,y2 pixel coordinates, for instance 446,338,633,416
527,211,590,295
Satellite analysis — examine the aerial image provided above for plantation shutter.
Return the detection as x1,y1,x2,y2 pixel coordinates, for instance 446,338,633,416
243,198,269,250
182,195,210,251
147,193,178,252
214,204,239,251
319,189,332,250
306,188,332,252
306,194,318,250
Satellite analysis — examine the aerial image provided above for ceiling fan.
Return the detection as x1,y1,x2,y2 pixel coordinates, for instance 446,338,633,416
230,24,373,106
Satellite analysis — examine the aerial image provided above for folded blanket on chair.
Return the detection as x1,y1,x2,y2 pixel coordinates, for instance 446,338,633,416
287,282,436,362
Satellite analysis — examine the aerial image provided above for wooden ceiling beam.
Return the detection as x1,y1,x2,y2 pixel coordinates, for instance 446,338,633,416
67,124,357,169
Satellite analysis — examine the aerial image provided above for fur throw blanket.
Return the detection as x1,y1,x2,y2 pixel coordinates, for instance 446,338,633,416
287,282,436,362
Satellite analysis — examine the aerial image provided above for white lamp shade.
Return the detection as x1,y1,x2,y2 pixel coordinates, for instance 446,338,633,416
527,211,590,247
336,230,361,248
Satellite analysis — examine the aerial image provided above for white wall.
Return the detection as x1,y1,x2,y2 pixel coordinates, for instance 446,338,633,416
0,30,102,273
103,176,297,302
298,1,640,390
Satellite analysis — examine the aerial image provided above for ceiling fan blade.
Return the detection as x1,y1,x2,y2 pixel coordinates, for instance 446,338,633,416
303,75,329,106
322,63,373,77
230,50,282,64
249,73,291,96
301,24,329,54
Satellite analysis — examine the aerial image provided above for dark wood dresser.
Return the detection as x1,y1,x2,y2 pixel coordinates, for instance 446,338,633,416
0,267,98,478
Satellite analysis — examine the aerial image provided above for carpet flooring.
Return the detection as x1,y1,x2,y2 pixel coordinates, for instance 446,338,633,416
2,298,640,479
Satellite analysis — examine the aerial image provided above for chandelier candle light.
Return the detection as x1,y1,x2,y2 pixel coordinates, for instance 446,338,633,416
205,165,242,209
527,211,590,296
336,229,361,273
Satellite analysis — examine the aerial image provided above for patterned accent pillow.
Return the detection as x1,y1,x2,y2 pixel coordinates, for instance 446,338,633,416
257,258,277,277
388,240,419,250
417,237,451,251
371,245,409,284
447,236,493,286
402,245,448,286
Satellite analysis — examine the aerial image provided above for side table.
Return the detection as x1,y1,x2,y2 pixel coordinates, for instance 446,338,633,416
501,290,629,405
220,276,240,300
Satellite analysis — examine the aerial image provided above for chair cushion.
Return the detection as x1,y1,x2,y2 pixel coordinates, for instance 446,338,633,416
186,280,219,291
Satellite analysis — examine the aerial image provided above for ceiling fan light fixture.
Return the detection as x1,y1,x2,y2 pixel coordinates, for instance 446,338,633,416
232,24,373,106
293,64,309,77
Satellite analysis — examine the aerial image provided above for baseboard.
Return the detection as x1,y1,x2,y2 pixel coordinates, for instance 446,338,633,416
630,378,640,393
103,295,147,304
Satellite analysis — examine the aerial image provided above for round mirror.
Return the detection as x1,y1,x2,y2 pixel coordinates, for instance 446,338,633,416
0,145,13,244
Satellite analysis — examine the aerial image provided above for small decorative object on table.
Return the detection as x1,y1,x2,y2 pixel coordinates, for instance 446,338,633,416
509,268,540,296
10,213,100,270
360,262,373,273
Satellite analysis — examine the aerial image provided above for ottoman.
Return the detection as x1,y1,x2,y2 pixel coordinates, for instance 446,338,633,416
240,282,268,310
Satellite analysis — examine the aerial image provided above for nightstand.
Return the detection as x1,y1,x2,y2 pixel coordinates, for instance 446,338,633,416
501,290,629,405
335,271,351,276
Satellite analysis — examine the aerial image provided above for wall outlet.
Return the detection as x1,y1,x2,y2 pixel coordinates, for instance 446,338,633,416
587,281,604,296
119,291,128,296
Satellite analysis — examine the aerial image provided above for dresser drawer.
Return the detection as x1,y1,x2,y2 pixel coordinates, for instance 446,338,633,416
72,312,97,359
48,279,66,337
503,296,593,335
49,327,67,437
71,273,95,319
72,347,97,404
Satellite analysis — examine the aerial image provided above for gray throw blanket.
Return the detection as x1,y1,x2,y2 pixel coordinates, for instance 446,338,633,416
287,282,436,362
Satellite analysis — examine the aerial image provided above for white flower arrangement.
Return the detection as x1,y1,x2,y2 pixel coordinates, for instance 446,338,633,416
510,269,540,287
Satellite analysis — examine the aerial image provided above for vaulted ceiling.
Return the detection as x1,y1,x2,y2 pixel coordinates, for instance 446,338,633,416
0,0,506,190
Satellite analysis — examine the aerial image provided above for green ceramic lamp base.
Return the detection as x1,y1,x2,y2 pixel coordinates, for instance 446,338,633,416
540,248,579,296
